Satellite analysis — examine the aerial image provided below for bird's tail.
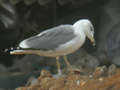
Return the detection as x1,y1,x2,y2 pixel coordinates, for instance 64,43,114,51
11,49,40,55
10,50,32,55
5,47,37,55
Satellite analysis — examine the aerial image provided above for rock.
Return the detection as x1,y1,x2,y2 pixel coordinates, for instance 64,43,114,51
25,76,38,86
108,64,116,76
97,0,120,53
92,66,107,78
0,0,18,29
105,22,120,66
69,49,100,71
94,0,120,66
15,68,120,90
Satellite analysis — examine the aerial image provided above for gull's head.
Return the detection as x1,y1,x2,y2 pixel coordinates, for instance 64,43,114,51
73,19,95,46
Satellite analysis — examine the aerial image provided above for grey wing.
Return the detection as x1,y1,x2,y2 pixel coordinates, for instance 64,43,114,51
19,25,76,50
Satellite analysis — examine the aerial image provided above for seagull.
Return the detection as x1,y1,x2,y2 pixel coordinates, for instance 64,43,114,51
10,19,95,75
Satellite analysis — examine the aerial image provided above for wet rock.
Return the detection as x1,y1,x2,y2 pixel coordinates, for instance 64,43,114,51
105,22,120,66
15,68,120,90
92,66,107,78
25,76,38,86
108,64,116,76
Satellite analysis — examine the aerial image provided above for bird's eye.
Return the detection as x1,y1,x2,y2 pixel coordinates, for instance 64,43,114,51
90,25,94,32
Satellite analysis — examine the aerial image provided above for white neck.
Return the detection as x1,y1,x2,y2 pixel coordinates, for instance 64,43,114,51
73,22,86,35
73,24,86,47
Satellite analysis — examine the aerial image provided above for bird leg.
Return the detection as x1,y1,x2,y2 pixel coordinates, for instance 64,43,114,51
63,56,72,69
56,57,62,75
63,56,81,73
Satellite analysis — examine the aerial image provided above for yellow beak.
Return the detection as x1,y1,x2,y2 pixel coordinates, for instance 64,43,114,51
90,37,96,46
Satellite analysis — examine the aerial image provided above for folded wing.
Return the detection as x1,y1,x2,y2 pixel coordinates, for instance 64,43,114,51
19,25,76,50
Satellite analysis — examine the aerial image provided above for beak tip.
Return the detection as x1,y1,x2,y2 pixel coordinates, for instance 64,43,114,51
90,37,96,46
91,40,96,46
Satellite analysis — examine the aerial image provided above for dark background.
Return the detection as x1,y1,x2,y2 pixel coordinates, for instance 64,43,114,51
0,0,120,89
